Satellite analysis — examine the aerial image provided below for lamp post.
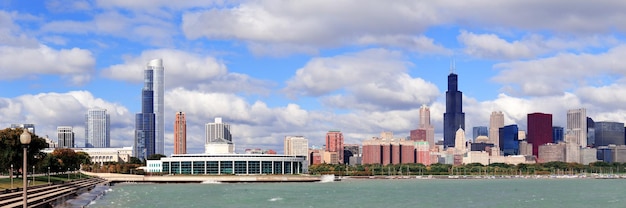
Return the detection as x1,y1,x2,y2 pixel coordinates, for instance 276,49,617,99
67,168,70,181
20,129,31,208
32,166,35,186
10,164,13,189
48,167,50,184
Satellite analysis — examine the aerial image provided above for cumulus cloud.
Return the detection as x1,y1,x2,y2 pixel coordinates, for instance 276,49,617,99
0,45,95,84
458,31,618,60
0,91,133,147
285,49,439,111
492,45,626,96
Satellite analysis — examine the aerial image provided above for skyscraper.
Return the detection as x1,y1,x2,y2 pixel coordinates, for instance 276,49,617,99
443,71,465,148
85,108,110,148
148,59,165,155
489,111,504,147
567,108,587,147
499,124,519,156
473,126,488,141
135,60,156,159
552,126,564,143
174,112,186,154
527,113,553,157
325,130,344,164
454,127,466,153
418,104,435,148
594,121,625,146
10,124,35,134
57,126,74,148
205,117,233,154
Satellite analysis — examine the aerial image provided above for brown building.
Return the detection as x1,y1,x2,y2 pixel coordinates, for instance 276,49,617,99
362,137,417,165
325,130,344,164
174,111,186,154
410,129,427,141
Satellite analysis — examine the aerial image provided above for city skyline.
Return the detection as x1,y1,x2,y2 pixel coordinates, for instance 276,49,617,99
2,2,626,155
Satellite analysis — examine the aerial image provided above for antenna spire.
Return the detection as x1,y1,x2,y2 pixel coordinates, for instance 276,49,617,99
450,59,456,74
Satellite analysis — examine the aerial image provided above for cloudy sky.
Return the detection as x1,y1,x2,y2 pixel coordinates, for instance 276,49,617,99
2,0,626,155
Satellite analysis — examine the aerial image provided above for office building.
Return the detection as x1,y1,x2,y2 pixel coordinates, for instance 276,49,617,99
205,117,233,154
489,111,505,147
174,112,186,154
343,144,360,164
567,108,587,147
552,126,564,144
538,143,565,163
410,129,426,141
418,105,435,147
325,130,344,164
527,113,553,158
594,122,625,146
85,108,110,148
57,126,74,148
587,117,595,147
455,127,466,154
473,126,488,141
443,70,465,148
135,60,157,159
10,124,35,134
499,125,519,156
284,136,309,158
148,59,165,155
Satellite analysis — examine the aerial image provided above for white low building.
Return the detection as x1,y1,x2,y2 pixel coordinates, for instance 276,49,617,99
43,147,133,163
146,153,307,175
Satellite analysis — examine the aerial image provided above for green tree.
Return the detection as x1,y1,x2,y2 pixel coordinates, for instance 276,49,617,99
129,157,143,164
0,128,47,177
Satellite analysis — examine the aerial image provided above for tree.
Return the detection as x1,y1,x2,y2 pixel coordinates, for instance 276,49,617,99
147,154,167,160
129,157,143,164
52,148,80,171
0,128,47,176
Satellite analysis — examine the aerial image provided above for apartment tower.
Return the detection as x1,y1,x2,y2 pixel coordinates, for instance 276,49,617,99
174,112,186,154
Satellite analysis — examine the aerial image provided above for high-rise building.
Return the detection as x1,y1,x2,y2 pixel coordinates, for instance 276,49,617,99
284,136,308,159
552,126,564,144
489,111,504,147
418,105,435,147
587,117,595,147
325,130,344,164
205,117,233,154
527,113,553,157
443,70,465,148
85,108,110,148
567,108,587,147
135,60,157,159
473,126,488,141
499,125,519,156
594,121,625,146
11,124,35,134
174,112,186,154
57,126,74,148
454,127,466,153
147,59,165,155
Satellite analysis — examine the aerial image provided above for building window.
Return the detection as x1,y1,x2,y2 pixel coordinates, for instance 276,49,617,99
193,161,204,175
181,161,192,174
207,161,218,174
220,161,233,174
248,161,260,174
234,161,247,174
262,161,272,174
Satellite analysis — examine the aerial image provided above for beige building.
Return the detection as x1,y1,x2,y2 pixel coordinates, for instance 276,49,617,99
43,147,133,163
538,143,565,163
284,136,309,158
567,108,587,147
489,111,504,147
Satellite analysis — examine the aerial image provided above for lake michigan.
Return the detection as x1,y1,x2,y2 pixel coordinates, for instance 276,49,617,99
88,178,625,208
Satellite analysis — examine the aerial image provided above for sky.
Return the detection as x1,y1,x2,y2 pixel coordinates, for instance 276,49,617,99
2,0,626,155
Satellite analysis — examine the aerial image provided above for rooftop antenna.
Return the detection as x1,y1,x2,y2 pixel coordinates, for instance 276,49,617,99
450,58,456,74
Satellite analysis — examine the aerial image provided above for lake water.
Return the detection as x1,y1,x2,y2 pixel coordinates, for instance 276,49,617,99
88,178,625,208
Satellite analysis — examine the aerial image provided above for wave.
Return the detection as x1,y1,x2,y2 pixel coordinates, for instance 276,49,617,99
319,175,335,183
201,180,222,184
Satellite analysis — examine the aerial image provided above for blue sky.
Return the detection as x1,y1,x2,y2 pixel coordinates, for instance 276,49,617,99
2,0,626,155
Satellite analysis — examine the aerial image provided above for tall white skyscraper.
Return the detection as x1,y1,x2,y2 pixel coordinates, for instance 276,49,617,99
455,127,466,154
567,108,587,147
205,117,233,154
489,111,504,147
147,59,165,155
85,108,110,148
57,126,75,148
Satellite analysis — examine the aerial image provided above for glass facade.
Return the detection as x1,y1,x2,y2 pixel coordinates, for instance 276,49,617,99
155,154,305,175
472,126,488,141
595,122,625,146
553,126,564,143
499,125,519,156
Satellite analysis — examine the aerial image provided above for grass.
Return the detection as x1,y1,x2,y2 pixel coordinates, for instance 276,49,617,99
0,173,90,190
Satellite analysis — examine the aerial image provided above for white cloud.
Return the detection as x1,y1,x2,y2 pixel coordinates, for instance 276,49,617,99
0,11,39,47
0,45,95,84
492,45,626,96
285,49,439,110
0,91,133,147
356,35,452,55
458,31,618,60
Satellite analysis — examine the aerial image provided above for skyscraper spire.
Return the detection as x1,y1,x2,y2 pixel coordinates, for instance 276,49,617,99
450,59,456,74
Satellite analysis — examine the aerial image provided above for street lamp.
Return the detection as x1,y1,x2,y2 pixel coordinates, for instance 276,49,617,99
32,166,35,186
67,168,70,181
48,167,50,184
20,129,31,208
10,164,13,189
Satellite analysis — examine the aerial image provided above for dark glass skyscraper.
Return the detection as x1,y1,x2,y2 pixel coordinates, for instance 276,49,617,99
472,126,488,141
499,124,519,156
444,72,465,148
552,126,564,143
594,121,625,146
135,68,156,160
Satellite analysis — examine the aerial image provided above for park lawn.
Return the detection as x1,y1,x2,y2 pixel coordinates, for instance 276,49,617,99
0,174,90,190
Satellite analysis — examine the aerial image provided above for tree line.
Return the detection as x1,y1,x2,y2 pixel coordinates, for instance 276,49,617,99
309,161,626,176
